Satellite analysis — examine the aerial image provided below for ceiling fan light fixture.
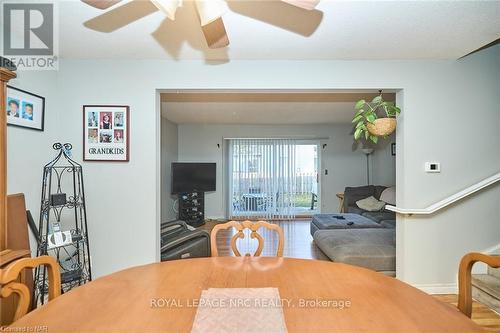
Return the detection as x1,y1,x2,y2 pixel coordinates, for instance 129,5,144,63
150,0,182,20
194,0,227,26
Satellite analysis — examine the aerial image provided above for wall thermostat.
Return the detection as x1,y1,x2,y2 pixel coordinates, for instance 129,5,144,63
425,162,441,173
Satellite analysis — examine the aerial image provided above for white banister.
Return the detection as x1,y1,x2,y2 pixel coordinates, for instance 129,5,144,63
386,172,500,215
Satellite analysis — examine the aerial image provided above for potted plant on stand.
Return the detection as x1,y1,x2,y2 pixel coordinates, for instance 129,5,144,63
352,92,401,144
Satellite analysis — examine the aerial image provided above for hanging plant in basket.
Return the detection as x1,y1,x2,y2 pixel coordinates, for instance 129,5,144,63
352,93,401,144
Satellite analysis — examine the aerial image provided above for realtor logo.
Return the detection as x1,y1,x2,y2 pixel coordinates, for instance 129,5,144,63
2,2,58,70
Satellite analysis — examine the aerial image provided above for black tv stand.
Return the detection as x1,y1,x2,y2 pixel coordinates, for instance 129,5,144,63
178,192,205,227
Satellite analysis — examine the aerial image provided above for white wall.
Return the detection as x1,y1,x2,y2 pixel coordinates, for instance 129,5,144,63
393,48,500,289
160,118,178,221
6,71,59,254
371,134,396,187
7,44,500,289
176,123,374,218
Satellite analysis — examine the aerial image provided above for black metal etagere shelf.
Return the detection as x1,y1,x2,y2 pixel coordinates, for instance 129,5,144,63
34,143,92,305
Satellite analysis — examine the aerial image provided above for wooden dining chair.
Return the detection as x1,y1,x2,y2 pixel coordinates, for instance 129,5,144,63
210,220,284,257
0,252,61,321
458,252,500,318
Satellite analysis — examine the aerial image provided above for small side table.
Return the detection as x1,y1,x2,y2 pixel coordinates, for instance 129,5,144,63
336,193,345,213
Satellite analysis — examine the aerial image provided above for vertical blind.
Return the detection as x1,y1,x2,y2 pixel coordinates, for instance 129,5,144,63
229,139,297,220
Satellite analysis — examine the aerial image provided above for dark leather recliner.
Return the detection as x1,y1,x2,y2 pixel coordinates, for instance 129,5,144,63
160,220,211,261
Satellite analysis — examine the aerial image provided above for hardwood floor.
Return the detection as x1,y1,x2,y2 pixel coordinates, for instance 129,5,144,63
433,294,500,332
200,219,500,331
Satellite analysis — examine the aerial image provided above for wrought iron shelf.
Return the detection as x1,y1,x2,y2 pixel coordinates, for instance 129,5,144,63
39,229,87,251
36,267,89,295
61,268,84,284
34,143,92,306
43,201,84,210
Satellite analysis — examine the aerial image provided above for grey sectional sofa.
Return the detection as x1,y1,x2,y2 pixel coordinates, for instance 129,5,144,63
314,229,396,276
312,185,396,275
343,185,396,226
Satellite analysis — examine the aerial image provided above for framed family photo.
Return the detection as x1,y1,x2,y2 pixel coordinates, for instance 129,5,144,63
6,86,45,131
83,105,129,162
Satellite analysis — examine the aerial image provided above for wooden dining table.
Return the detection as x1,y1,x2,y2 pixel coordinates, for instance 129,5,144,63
11,257,482,332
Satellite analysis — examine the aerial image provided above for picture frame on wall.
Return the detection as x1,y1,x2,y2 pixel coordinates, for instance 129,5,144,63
83,105,130,162
391,143,396,156
6,86,45,131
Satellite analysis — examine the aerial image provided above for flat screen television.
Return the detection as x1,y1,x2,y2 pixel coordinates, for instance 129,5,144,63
171,162,216,194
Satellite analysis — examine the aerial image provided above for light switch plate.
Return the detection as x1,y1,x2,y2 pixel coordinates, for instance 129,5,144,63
425,162,441,173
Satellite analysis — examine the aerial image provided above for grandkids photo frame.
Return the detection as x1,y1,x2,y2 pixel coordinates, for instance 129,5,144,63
83,105,130,162
6,86,45,131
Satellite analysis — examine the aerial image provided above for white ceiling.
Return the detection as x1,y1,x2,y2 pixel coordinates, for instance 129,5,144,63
161,91,396,125
163,101,357,124
60,0,500,60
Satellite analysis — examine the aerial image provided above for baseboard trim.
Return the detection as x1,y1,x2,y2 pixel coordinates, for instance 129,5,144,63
413,283,457,294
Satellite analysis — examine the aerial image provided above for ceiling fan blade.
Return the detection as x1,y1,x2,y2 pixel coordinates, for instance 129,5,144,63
82,0,122,10
201,17,229,49
281,0,320,10
227,1,322,37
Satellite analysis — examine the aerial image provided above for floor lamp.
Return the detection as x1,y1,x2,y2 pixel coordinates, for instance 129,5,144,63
361,148,374,185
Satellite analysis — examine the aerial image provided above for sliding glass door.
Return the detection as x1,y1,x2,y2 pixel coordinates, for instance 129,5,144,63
228,139,320,220
294,142,320,215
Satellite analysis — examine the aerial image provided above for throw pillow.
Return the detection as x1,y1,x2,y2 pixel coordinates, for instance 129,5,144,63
356,196,386,212
380,186,396,205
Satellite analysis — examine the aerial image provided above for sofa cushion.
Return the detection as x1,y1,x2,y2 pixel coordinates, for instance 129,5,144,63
362,211,396,223
346,206,365,215
310,213,384,236
380,187,396,205
356,196,385,212
313,229,395,272
343,185,375,210
374,186,387,200
380,220,396,229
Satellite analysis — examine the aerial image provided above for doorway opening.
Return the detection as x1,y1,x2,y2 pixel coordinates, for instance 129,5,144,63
158,89,399,268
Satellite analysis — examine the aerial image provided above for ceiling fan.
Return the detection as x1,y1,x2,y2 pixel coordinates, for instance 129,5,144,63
82,0,320,49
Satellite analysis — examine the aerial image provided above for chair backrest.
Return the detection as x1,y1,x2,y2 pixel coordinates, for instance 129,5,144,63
458,252,500,317
0,254,61,321
210,220,284,257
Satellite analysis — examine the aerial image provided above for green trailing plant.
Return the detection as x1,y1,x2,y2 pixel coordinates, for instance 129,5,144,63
352,94,401,143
